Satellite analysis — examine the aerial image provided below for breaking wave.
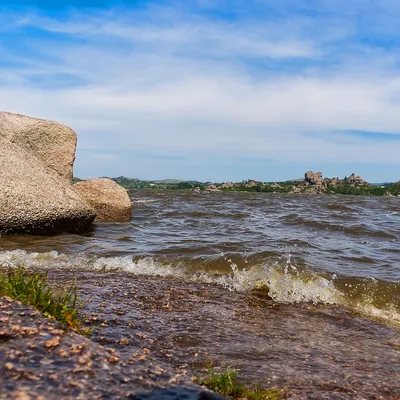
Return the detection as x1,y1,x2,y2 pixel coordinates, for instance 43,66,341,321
1,249,398,327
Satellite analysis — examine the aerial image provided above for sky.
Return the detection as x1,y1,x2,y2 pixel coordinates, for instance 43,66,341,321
1,1,400,182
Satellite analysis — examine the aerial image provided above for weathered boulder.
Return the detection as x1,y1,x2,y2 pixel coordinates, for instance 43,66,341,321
73,178,132,222
205,184,219,192
245,180,258,188
291,185,302,194
219,181,234,189
329,177,339,186
303,185,326,195
305,171,324,186
290,171,327,194
133,388,224,399
345,173,369,186
0,112,77,183
0,138,96,235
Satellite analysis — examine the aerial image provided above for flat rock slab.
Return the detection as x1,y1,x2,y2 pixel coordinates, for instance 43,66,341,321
0,297,219,399
132,388,224,400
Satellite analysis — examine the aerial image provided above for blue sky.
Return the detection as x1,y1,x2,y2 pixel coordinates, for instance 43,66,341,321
2,1,400,182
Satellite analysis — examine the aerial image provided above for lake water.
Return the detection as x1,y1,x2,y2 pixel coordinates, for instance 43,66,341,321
0,190,399,326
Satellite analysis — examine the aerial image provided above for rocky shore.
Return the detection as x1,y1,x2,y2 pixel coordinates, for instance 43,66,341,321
2,269,399,399
0,295,222,400
206,172,385,195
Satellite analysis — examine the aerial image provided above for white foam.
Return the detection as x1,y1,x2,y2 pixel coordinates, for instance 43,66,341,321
132,199,157,204
0,249,398,326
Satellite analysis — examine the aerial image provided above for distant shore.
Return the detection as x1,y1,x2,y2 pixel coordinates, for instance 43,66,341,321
74,171,400,197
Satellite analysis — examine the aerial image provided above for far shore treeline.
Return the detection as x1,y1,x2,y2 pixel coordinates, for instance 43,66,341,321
73,172,400,197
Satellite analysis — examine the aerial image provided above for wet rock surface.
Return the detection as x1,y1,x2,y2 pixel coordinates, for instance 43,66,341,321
57,270,399,399
132,388,224,399
1,269,400,399
0,296,215,399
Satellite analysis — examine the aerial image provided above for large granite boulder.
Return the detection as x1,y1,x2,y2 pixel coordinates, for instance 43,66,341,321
73,178,132,222
0,138,96,235
0,112,77,183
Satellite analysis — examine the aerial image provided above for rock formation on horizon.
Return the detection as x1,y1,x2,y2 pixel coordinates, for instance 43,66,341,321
291,171,370,194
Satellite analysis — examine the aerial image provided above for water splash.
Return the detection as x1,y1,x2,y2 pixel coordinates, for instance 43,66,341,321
0,249,398,326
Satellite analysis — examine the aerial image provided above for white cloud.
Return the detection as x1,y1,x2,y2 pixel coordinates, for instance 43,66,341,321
1,3,400,180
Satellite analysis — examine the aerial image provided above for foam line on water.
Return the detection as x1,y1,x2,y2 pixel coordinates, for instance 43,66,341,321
0,250,398,326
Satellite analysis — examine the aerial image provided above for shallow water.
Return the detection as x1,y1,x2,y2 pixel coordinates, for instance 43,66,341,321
0,190,400,326
53,270,400,399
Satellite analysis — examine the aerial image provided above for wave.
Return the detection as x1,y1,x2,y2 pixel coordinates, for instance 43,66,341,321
0,249,399,327
283,216,397,239
132,199,157,204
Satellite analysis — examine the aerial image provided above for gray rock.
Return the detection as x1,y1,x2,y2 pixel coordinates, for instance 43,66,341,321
219,182,234,189
0,111,77,183
345,173,369,186
0,137,95,234
73,178,132,222
205,185,219,192
132,388,225,400
304,171,324,186
245,180,258,188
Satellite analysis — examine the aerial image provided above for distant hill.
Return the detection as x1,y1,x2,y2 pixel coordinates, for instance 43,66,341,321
152,179,183,184
370,182,394,187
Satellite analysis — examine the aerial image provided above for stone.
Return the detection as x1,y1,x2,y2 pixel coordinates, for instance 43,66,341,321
303,185,325,195
73,178,132,222
132,388,225,400
270,183,282,189
344,173,361,186
291,185,302,194
205,185,219,192
245,180,258,188
219,182,234,189
329,178,339,186
0,112,77,183
0,137,96,235
304,171,324,186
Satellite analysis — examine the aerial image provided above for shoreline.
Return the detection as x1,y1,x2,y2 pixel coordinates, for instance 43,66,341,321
2,268,399,399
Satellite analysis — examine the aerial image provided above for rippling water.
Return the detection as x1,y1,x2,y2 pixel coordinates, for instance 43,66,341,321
1,190,399,325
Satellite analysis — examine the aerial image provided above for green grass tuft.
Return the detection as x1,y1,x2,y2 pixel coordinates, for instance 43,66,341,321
201,366,245,397
0,267,89,335
244,385,284,400
199,366,284,399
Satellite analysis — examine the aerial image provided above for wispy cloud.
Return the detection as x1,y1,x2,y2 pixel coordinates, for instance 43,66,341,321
1,1,400,181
